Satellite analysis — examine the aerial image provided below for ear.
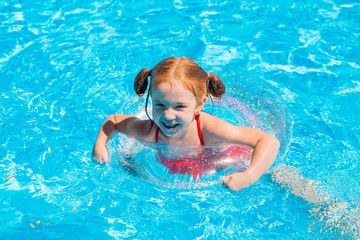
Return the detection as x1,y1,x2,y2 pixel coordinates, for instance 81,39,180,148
196,96,207,112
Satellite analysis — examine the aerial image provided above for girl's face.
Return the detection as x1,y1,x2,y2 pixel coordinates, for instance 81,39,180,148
151,82,205,138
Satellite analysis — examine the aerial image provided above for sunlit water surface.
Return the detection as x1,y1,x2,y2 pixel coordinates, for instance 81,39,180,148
1,0,360,239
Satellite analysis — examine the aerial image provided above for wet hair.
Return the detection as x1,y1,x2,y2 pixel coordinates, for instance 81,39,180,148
134,57,226,125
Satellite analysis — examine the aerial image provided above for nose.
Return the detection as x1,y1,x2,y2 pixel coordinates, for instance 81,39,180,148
163,108,176,120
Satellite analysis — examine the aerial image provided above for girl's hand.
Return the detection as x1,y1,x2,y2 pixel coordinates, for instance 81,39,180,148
222,172,257,191
93,155,110,165
92,114,142,166
92,146,110,165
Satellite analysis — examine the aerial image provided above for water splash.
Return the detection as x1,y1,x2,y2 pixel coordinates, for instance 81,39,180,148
271,164,360,238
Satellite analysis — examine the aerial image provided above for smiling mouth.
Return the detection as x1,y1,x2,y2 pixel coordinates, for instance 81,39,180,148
162,122,179,130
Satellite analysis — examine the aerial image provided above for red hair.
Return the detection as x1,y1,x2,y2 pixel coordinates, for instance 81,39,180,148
134,57,225,103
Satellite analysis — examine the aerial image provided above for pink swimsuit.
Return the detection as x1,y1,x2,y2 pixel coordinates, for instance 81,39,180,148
155,114,252,180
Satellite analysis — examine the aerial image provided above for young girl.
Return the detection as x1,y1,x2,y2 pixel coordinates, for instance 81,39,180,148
93,57,280,191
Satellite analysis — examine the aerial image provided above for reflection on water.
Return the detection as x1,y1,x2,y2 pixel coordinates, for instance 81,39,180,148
1,0,359,238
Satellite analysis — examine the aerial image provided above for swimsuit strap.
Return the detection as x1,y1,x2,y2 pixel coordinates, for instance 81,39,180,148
155,114,205,145
195,114,205,145
155,126,160,143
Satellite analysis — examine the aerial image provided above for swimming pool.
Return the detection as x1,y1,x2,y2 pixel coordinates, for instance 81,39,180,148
1,0,359,239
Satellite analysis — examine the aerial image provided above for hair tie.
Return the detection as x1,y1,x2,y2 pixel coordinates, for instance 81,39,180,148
149,69,152,77
206,72,211,80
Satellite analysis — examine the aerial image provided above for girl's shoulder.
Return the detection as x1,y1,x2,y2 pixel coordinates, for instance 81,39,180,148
136,119,157,142
130,119,155,140
200,112,236,144
200,112,233,130
114,115,154,141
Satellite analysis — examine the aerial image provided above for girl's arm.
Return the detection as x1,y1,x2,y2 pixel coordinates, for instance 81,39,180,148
93,114,140,164
203,114,280,190
222,127,280,190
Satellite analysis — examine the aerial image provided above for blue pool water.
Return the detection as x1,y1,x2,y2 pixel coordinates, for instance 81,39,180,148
1,0,359,239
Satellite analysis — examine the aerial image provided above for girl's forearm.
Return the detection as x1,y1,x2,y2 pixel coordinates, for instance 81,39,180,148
93,115,117,162
245,134,280,183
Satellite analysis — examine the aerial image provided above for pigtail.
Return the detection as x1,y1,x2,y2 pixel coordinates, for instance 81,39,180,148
207,72,225,98
134,68,154,133
134,68,151,96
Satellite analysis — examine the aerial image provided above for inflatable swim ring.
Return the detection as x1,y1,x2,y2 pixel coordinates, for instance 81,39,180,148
108,77,292,189
156,144,252,181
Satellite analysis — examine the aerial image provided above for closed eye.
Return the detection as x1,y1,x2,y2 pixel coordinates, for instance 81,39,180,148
175,105,187,109
154,103,165,108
